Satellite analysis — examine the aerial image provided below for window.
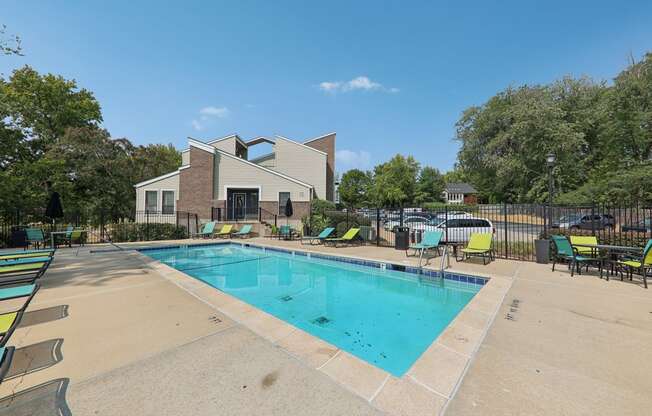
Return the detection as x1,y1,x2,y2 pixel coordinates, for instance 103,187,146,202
279,192,290,215
162,191,175,214
145,191,158,212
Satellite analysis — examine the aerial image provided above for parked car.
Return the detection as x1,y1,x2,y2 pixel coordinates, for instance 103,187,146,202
552,214,615,230
621,219,652,233
433,217,494,242
435,211,473,221
384,216,437,232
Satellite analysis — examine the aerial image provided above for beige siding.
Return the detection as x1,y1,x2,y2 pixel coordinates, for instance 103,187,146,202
272,137,327,199
251,153,276,168
181,150,189,166
211,137,237,154
135,172,180,211
214,153,311,202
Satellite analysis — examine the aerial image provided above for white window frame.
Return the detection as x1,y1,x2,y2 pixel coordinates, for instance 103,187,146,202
144,189,159,213
160,189,176,215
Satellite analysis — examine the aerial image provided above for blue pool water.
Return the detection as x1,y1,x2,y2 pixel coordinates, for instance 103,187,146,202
142,244,482,375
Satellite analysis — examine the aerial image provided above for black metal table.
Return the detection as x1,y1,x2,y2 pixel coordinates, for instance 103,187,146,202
571,243,642,281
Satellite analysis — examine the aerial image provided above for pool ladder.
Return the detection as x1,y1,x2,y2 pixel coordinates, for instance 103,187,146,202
438,245,450,272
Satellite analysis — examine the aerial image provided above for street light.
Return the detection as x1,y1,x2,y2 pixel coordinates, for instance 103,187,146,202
546,153,556,237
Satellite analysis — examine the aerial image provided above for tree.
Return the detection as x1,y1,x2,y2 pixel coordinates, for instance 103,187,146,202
338,169,372,207
132,144,182,184
0,24,22,56
369,155,419,207
415,166,445,203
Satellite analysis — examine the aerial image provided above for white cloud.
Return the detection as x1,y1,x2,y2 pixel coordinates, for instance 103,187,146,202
191,106,229,131
318,76,398,94
336,149,372,171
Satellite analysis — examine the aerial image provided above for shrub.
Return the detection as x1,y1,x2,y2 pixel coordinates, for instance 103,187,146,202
109,222,187,242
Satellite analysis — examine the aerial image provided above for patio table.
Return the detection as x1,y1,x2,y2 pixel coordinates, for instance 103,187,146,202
49,230,89,249
571,243,642,281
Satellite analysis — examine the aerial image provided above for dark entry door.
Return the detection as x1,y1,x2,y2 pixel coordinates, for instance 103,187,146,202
233,193,246,220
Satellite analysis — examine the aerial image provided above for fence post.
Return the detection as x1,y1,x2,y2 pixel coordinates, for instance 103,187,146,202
444,204,448,242
187,212,190,238
100,210,105,243
503,202,508,259
346,209,350,229
258,207,262,223
146,210,150,241
399,207,404,228
591,202,596,236
376,207,380,247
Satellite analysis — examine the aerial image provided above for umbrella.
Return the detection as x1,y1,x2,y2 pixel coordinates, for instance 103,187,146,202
284,198,293,225
46,191,64,220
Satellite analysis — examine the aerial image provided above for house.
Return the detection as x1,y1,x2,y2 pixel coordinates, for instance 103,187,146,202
443,182,478,204
134,132,336,228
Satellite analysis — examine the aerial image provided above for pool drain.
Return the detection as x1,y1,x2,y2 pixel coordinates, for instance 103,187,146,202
311,316,331,326
278,295,293,302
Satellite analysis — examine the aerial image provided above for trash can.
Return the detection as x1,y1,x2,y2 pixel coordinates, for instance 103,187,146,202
395,227,410,250
534,239,550,264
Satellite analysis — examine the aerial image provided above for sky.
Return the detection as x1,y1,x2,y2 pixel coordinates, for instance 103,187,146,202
2,1,651,174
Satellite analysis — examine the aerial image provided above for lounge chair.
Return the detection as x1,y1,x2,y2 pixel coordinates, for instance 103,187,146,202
460,233,494,264
569,235,600,257
62,228,85,247
0,346,15,385
1,256,52,266
0,260,50,286
0,283,40,347
324,228,361,247
25,228,47,249
278,225,294,240
551,235,600,277
0,249,54,261
617,239,652,289
301,227,335,245
215,224,234,238
407,231,443,266
232,224,253,238
192,221,217,238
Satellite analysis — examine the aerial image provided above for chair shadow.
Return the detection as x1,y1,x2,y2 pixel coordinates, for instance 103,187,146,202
19,305,69,328
0,378,71,416
5,339,64,380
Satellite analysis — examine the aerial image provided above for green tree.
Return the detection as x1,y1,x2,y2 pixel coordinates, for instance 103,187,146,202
338,169,372,207
369,155,419,207
132,144,182,184
415,166,445,203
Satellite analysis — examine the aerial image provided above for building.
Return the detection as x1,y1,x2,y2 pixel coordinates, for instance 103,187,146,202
443,182,478,205
134,132,336,227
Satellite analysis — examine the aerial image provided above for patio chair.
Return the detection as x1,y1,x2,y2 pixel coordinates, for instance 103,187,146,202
551,235,599,277
569,235,600,257
25,228,47,249
61,228,85,247
617,239,652,289
232,224,253,238
0,346,15,385
191,221,217,238
324,228,361,247
0,249,54,261
215,224,234,238
301,227,335,245
460,233,494,264
278,225,294,240
407,230,443,265
0,283,40,347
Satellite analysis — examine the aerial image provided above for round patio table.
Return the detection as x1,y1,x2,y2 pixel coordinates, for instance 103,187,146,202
571,243,642,281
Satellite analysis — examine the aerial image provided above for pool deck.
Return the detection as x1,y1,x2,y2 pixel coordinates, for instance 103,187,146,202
1,238,650,415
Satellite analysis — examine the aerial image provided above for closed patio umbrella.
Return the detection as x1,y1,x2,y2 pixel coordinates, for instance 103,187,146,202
284,198,293,225
46,191,64,221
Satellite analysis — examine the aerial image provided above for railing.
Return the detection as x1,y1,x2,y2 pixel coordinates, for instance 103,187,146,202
259,207,278,227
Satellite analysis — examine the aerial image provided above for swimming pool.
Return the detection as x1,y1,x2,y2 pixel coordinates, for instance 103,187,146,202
142,243,484,376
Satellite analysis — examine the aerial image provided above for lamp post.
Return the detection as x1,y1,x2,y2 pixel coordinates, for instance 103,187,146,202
546,153,556,237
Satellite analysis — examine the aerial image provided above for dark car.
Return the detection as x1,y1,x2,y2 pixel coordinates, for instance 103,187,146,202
552,214,615,230
621,219,652,233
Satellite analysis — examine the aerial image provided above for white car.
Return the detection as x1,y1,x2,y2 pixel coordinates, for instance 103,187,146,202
433,217,494,242
435,211,473,221
384,216,437,232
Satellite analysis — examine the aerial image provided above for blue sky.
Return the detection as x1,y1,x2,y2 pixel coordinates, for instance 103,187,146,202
2,1,651,174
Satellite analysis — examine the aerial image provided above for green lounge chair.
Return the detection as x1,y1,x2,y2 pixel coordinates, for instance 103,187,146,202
617,239,652,289
192,221,217,238
407,230,443,266
324,228,361,247
570,235,600,257
301,227,335,245
551,235,600,277
278,225,294,240
0,249,54,261
232,224,253,238
0,346,15,385
25,228,47,249
0,283,40,347
460,233,494,264
0,260,50,286
215,224,234,238
2,256,52,266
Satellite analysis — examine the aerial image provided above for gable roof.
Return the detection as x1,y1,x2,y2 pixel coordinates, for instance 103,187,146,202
445,182,478,194
303,132,336,145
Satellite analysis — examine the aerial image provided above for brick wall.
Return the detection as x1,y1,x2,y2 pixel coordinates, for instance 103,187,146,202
463,194,478,205
304,133,335,202
177,147,215,220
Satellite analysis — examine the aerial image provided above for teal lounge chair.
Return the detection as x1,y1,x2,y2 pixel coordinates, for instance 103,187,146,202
278,225,294,240
26,228,46,249
233,224,253,238
407,231,443,266
0,283,40,347
0,346,15,385
192,221,217,238
0,249,54,261
551,235,601,277
301,227,335,245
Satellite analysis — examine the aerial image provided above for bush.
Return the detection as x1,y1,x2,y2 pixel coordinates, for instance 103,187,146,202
109,222,187,242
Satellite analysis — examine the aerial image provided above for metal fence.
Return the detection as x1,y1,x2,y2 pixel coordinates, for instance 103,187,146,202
308,203,652,261
0,210,199,248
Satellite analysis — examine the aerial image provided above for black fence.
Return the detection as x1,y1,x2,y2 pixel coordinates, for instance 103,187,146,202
308,203,652,261
0,210,199,248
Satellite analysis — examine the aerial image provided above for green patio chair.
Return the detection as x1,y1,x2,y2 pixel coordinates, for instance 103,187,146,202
25,228,46,249
301,227,335,245
551,235,600,277
570,235,599,257
407,231,443,265
232,224,253,238
192,221,217,238
460,233,494,264
324,228,361,247
617,239,652,289
278,225,293,240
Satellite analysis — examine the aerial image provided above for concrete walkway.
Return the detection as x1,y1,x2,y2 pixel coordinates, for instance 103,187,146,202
0,239,650,415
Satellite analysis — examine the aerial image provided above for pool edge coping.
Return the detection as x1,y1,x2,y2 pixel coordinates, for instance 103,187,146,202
131,240,512,416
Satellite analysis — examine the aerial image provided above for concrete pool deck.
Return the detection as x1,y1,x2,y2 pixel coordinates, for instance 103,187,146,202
0,238,650,415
